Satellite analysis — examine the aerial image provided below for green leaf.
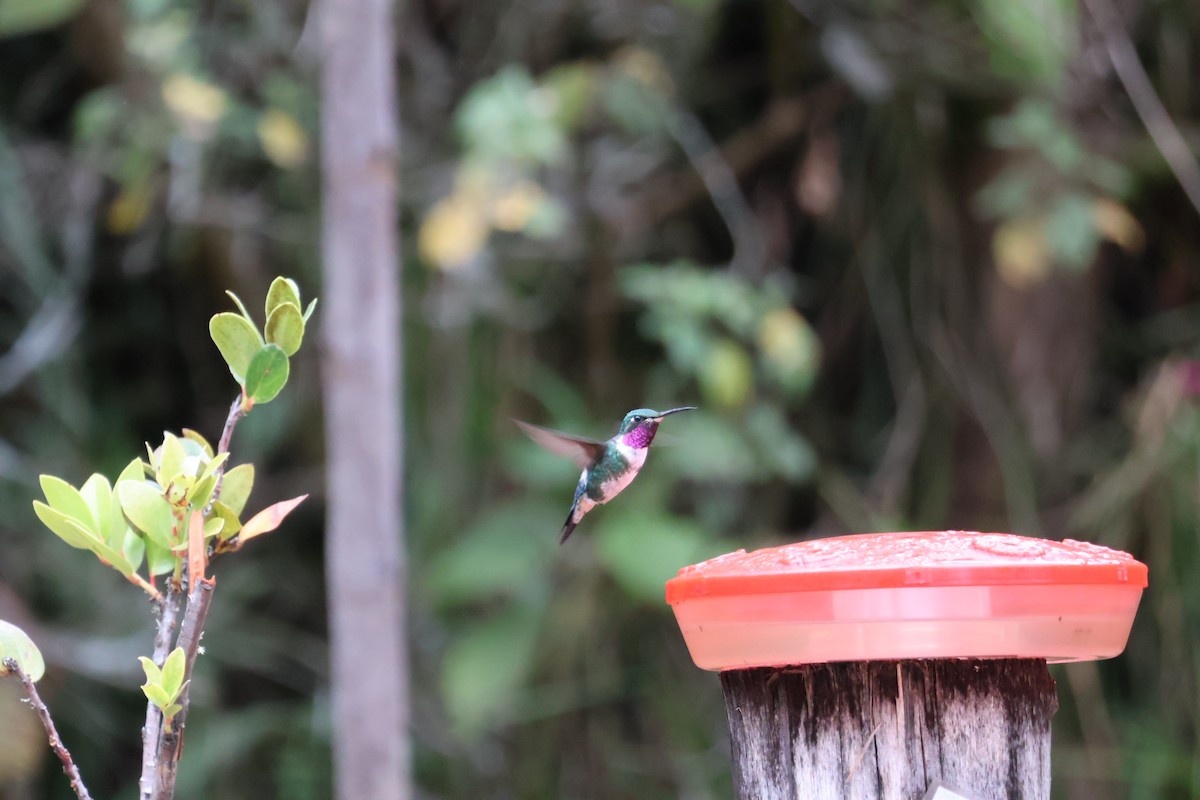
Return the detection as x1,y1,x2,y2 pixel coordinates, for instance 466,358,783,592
163,474,191,506
189,474,217,510
225,290,256,327
161,647,186,698
117,481,177,550
88,535,135,577
244,344,290,404
0,621,45,682
181,428,214,458
122,526,146,572
188,452,229,508
265,303,305,356
138,655,163,685
211,501,243,540
33,501,99,550
158,433,186,484
219,464,254,516
197,451,229,482
302,298,318,322
81,473,126,549
79,473,112,531
203,517,225,539
265,276,301,317
142,682,171,708
116,457,146,486
39,475,97,533
210,312,263,383
145,540,176,576
34,499,135,575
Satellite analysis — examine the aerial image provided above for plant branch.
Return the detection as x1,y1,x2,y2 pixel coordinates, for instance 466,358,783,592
208,394,247,516
141,394,241,799
1085,0,1200,216
152,577,215,800
3,656,94,800
217,395,245,456
139,586,182,800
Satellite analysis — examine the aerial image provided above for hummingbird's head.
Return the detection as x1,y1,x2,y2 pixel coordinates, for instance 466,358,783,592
618,406,697,449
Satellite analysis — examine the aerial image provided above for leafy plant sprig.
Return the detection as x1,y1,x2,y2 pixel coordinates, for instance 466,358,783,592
8,277,317,800
139,648,187,732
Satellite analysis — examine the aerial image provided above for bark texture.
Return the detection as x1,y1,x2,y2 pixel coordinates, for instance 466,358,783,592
319,0,409,795
720,659,1057,800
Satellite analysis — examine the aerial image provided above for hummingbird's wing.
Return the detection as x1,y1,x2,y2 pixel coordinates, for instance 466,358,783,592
515,420,606,469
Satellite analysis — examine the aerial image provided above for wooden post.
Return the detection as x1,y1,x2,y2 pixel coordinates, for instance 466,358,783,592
720,659,1056,800
666,531,1147,800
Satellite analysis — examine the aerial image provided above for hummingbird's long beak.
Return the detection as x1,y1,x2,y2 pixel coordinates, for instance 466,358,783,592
653,406,698,419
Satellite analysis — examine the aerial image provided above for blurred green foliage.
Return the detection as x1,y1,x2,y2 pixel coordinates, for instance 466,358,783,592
3,0,1200,797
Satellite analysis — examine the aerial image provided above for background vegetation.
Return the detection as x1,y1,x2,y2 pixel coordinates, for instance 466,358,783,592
2,0,1199,797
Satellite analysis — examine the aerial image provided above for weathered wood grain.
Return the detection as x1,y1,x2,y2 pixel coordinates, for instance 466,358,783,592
720,659,1057,800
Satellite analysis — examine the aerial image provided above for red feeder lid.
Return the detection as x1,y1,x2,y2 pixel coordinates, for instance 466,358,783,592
666,532,1148,668
666,531,1147,604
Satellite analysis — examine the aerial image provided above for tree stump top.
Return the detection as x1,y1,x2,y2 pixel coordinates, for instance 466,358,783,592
666,531,1146,670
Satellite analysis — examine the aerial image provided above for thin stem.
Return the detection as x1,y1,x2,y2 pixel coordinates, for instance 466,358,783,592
208,394,247,516
153,577,215,800
128,572,163,601
142,394,243,799
3,657,94,800
139,586,181,800
217,395,245,456
1085,0,1200,216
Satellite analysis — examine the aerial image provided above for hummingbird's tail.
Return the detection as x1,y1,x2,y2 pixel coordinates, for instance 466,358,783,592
559,514,579,544
560,481,589,544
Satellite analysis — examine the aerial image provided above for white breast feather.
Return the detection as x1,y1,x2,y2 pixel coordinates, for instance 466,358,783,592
598,443,647,505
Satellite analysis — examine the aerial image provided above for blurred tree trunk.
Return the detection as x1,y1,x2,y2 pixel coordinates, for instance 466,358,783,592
319,0,409,796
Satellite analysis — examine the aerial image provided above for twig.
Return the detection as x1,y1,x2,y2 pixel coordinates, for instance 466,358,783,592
217,395,245,456
141,394,242,799
667,109,766,275
3,657,94,800
139,586,182,800
153,577,215,800
209,395,246,508
607,94,822,238
1085,0,1200,216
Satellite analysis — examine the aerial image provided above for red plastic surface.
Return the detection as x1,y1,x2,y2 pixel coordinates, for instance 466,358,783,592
667,531,1148,669
665,531,1147,604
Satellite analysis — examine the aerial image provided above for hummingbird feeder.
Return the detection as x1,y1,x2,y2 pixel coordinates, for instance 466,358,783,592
665,531,1147,799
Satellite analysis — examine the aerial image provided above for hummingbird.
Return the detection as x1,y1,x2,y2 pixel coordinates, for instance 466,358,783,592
516,407,697,543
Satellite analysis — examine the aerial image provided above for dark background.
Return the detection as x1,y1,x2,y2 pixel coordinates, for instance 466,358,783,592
2,0,1199,796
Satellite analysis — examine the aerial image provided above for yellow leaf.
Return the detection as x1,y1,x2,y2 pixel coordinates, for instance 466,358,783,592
701,339,754,409
257,109,309,169
993,218,1050,290
758,307,819,392
613,46,675,96
418,193,489,270
162,73,227,140
107,182,154,235
490,181,546,232
1093,198,1144,253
